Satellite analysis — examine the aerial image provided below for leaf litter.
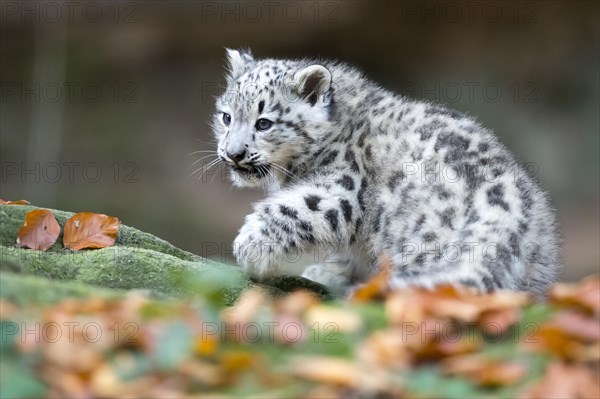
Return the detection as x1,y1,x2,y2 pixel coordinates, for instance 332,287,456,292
2,273,598,398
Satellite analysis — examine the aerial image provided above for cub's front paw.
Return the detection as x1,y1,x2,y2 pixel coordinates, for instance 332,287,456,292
233,220,281,279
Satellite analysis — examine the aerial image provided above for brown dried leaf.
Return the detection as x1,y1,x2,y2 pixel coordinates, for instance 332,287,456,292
305,305,362,333
531,325,585,359
475,362,527,387
351,255,392,302
177,359,222,385
443,354,527,387
385,290,426,325
519,361,600,399
293,356,360,388
221,351,255,373
413,332,481,360
89,362,120,397
221,288,265,325
425,295,483,321
550,277,600,314
293,356,390,392
0,300,18,320
276,290,319,315
478,307,522,335
527,309,600,360
358,329,410,368
63,212,119,250
273,313,308,344
423,288,529,322
16,209,60,251
550,310,600,342
41,367,90,398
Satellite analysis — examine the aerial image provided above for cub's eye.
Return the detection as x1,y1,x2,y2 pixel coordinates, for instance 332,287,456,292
222,113,231,126
255,118,273,131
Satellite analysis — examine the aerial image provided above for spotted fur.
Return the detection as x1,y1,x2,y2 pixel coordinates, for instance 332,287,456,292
211,49,560,298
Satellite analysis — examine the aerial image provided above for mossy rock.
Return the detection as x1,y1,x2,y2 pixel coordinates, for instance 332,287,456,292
0,204,329,305
0,272,124,306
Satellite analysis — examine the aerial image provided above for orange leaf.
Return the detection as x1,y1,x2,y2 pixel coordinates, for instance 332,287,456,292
1,199,30,205
550,310,600,342
63,212,119,250
550,277,600,314
444,355,527,387
195,336,218,356
475,362,527,387
276,290,319,315
221,351,255,373
351,254,392,302
519,361,600,399
293,356,360,388
358,329,410,368
530,325,589,359
293,356,389,391
16,209,60,251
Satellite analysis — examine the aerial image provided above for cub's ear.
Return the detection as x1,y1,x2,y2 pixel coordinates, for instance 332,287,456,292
293,65,332,106
225,48,254,78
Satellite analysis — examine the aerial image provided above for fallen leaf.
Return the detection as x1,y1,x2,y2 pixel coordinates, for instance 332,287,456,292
16,209,60,251
63,212,119,250
0,300,18,319
443,354,527,387
425,295,483,321
305,305,362,333
222,288,265,325
221,351,255,373
550,310,600,342
351,255,392,302
530,325,584,359
293,356,360,388
412,326,481,360
423,288,529,322
519,361,600,399
550,277,600,314
358,329,410,368
177,359,222,385
89,362,120,397
195,335,218,356
276,290,319,315
478,307,521,335
293,356,390,392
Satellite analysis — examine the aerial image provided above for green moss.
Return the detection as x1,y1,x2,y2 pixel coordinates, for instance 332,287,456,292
0,272,123,306
1,244,250,301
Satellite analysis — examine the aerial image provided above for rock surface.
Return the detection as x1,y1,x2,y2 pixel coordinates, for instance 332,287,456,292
0,205,329,305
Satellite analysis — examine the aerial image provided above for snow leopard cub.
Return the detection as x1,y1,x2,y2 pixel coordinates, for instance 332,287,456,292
212,48,560,298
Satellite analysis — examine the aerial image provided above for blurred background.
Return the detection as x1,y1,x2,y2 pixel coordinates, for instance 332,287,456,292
1,0,598,281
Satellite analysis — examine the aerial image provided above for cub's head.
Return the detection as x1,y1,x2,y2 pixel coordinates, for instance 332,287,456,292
212,49,335,188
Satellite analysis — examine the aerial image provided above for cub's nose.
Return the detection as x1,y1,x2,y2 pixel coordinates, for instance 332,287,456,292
226,149,247,164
